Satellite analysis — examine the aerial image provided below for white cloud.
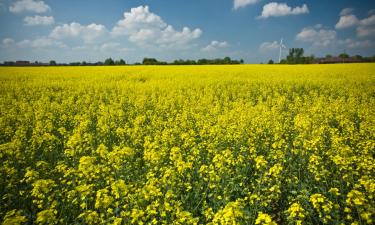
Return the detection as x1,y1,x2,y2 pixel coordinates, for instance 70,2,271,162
2,38,15,47
50,22,107,44
259,41,280,53
335,10,375,38
157,26,202,48
100,42,121,51
1,37,67,48
359,15,375,27
258,2,309,19
296,26,337,47
112,5,202,49
357,15,375,37
17,37,66,48
335,14,359,29
338,39,374,49
340,8,354,16
201,40,229,51
356,25,375,38
9,0,50,13
24,15,54,26
233,0,259,10
100,43,132,53
112,5,166,37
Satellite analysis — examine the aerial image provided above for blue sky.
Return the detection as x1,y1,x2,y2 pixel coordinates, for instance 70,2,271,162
0,0,374,63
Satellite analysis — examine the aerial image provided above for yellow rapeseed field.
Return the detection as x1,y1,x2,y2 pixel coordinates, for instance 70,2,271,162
0,64,374,224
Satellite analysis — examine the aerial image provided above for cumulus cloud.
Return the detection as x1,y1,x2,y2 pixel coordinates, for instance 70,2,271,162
1,38,56,50
50,22,107,44
296,26,337,47
258,2,309,19
233,0,259,10
112,5,202,49
335,9,375,38
100,42,121,51
356,25,375,38
338,39,374,49
9,0,50,13
340,8,354,16
24,15,54,26
359,14,375,27
357,15,375,37
17,37,66,48
201,41,229,51
2,38,15,47
259,41,281,53
335,14,359,29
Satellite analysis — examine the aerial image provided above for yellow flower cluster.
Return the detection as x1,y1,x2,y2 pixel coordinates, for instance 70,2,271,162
0,64,374,224
212,200,244,224
255,212,277,225
287,202,305,225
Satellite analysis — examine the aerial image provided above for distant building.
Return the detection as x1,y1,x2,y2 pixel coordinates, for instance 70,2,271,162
15,61,31,66
315,57,362,64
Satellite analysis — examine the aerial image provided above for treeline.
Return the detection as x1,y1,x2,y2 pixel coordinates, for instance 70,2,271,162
279,48,315,64
269,48,375,64
143,57,244,65
1,57,244,66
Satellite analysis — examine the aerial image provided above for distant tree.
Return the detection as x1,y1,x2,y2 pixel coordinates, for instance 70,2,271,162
353,55,363,60
240,59,244,64
339,53,349,58
69,62,80,66
212,58,220,64
119,59,126,65
4,61,15,66
158,61,168,65
173,59,197,65
104,58,115,65
114,59,126,65
325,54,332,58
143,58,158,65
197,59,208,65
173,59,183,65
49,60,57,66
302,55,315,64
286,48,304,64
188,60,197,65
268,59,274,64
223,57,231,64
81,61,87,66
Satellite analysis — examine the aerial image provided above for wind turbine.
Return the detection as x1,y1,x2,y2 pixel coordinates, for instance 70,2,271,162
278,38,287,63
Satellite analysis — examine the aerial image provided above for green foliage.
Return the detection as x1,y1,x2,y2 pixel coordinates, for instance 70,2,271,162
115,59,126,65
284,48,315,64
339,53,349,58
69,62,81,66
104,58,115,65
143,58,164,65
